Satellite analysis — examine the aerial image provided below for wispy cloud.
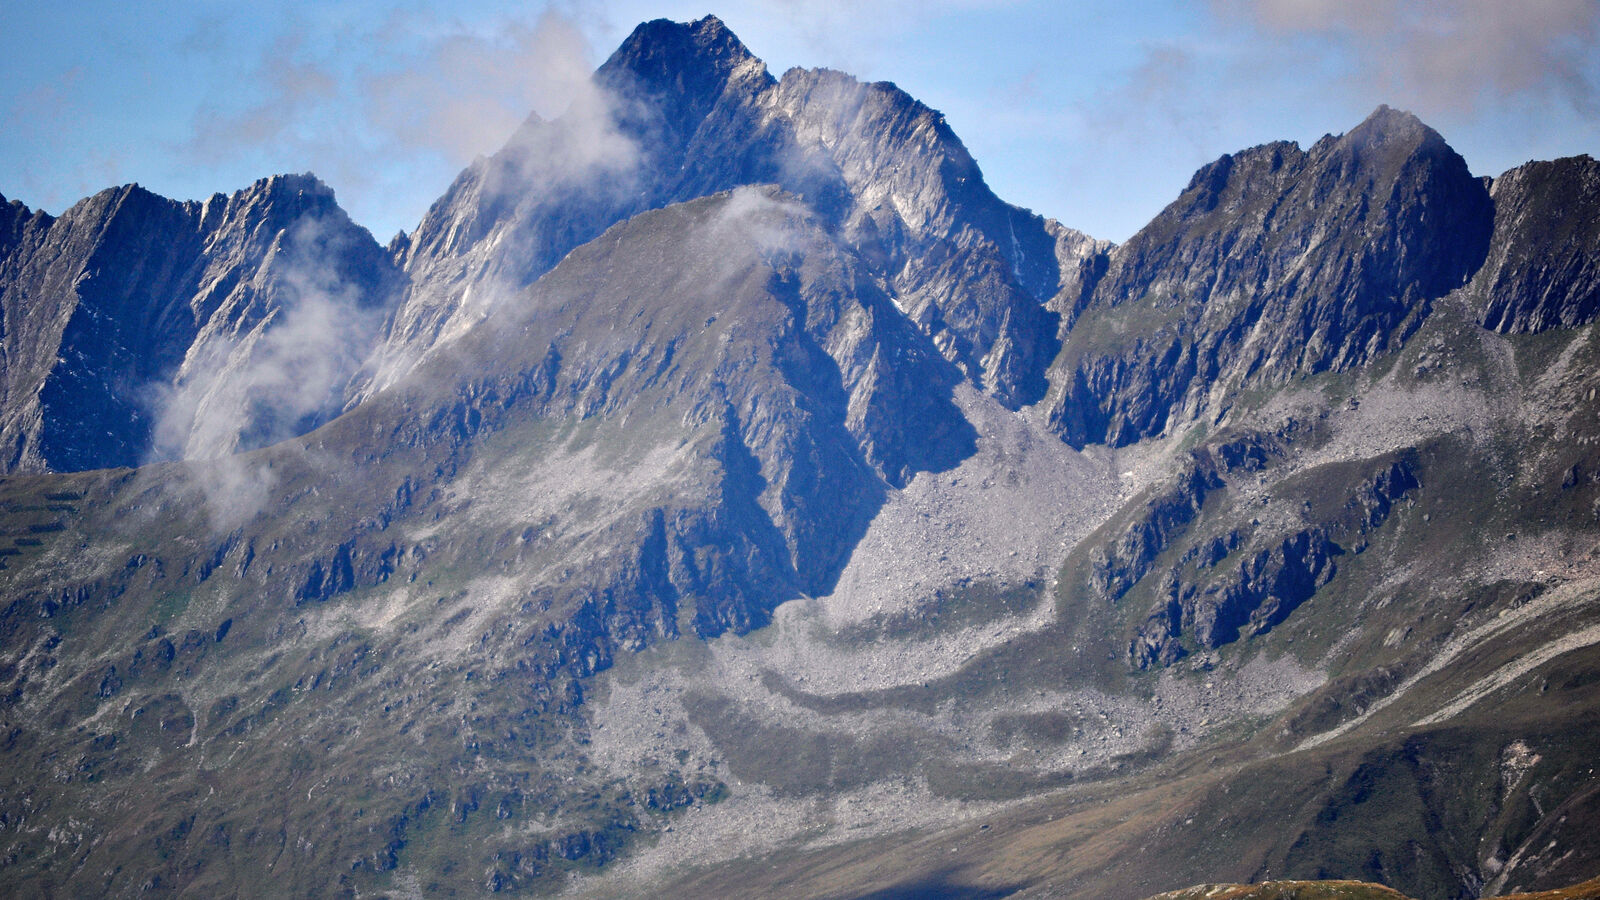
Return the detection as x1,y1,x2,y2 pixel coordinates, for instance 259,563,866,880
1078,39,1225,161
143,208,392,526
179,9,612,238
706,186,814,277
361,10,601,164
1217,0,1600,114
353,23,641,398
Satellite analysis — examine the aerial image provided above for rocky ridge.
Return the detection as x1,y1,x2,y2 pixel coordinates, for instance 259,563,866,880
1045,106,1495,448
1473,154,1600,333
0,175,399,472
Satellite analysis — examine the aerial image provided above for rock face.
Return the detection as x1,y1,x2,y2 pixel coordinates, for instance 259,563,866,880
1046,106,1494,448
760,66,1066,405
0,187,982,896
0,16,1090,472
372,17,772,383
1124,448,1421,669
0,175,399,472
1474,155,1600,333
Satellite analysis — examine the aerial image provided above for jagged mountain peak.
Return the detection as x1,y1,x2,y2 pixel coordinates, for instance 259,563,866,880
195,172,357,234
62,181,177,225
1170,106,1464,230
241,170,335,196
1473,153,1600,332
68,173,339,222
1319,104,1463,185
235,173,347,218
0,192,40,253
1348,103,1434,141
373,15,1073,411
772,65,973,171
0,171,399,472
599,14,767,98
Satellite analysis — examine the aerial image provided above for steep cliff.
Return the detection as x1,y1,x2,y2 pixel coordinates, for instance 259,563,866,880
1474,155,1600,333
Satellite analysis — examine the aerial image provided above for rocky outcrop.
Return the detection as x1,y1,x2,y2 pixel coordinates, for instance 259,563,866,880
0,176,400,472
1088,431,1277,607
1046,219,1114,328
1475,155,1600,333
1129,455,1420,668
1046,106,1494,448
1089,457,1223,605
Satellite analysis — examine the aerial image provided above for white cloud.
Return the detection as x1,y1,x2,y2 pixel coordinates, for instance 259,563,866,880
180,9,616,238
143,210,392,527
1219,0,1600,114
361,9,602,164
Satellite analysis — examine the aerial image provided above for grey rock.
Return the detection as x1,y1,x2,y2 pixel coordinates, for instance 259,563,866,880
6,17,1600,900
368,16,1067,410
374,187,976,635
1474,154,1600,333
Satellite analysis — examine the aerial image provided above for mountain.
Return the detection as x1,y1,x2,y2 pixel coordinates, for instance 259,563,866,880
369,15,1077,410
1043,106,1494,448
1,14,1599,900
0,174,400,473
1472,154,1600,333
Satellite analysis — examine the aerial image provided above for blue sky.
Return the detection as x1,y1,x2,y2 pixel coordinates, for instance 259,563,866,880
3,1,1598,243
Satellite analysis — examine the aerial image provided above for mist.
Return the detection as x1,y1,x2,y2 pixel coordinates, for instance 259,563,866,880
136,209,394,528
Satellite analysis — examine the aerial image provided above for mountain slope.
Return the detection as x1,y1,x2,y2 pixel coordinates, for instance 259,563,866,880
0,184,985,896
590,186,1600,898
